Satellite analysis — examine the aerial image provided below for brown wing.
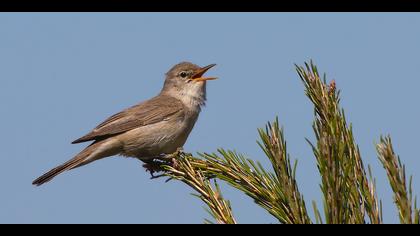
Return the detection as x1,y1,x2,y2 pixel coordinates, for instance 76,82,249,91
71,95,185,144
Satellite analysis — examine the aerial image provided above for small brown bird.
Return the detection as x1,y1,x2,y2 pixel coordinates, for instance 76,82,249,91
33,62,217,186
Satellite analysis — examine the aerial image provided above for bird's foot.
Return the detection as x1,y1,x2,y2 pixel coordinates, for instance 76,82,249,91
142,157,178,179
141,148,187,179
142,160,166,179
158,147,184,161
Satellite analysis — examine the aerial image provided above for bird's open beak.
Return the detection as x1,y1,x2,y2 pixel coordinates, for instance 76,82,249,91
192,64,217,82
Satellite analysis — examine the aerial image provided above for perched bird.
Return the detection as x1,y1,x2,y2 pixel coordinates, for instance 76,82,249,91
33,62,217,186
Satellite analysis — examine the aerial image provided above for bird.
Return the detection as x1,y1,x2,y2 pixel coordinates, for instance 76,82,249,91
32,62,217,186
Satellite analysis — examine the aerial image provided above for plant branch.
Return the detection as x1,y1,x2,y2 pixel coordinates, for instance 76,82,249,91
161,153,237,224
376,135,419,224
296,61,382,224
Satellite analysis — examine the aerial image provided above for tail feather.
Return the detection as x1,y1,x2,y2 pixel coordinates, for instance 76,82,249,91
32,156,87,186
32,140,109,186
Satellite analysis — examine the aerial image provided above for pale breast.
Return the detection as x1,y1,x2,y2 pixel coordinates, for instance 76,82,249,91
116,111,199,159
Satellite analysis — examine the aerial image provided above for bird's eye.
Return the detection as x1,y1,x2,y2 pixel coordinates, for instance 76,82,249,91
179,71,188,78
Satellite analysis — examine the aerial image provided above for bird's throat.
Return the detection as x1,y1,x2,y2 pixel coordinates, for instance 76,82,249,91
180,83,207,111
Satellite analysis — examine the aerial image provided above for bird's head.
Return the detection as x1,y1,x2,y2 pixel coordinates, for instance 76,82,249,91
161,62,217,108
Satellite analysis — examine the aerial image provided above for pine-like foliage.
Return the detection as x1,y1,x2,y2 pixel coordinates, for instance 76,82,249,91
149,61,419,224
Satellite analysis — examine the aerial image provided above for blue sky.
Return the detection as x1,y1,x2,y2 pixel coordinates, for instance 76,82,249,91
1,13,420,223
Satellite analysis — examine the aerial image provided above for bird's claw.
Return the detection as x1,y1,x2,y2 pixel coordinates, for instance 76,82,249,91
159,147,184,160
141,147,186,178
142,161,164,178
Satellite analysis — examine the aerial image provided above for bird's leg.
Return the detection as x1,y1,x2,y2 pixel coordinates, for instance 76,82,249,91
155,147,184,169
141,154,179,179
157,147,184,161
142,159,165,178
141,147,186,178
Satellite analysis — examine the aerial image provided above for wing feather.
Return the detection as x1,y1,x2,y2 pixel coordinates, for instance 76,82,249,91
71,95,185,144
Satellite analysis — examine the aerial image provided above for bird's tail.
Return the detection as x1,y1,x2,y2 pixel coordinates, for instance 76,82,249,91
32,140,111,186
